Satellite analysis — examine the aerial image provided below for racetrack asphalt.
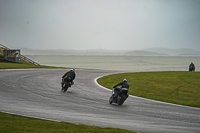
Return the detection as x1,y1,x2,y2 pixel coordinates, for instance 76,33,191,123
0,69,200,133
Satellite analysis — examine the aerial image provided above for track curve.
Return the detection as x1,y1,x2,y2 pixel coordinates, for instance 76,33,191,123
0,69,200,133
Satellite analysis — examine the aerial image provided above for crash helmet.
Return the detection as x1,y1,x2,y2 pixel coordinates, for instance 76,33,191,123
123,78,127,82
71,68,75,72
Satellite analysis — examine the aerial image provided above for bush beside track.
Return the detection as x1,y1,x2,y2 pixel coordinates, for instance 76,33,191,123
97,71,200,108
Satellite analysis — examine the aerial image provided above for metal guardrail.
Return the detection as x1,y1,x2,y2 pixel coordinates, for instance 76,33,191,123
21,55,40,65
0,44,10,50
0,44,40,65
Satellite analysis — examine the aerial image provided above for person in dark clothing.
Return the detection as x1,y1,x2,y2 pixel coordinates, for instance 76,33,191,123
62,68,76,87
189,62,195,71
112,78,129,100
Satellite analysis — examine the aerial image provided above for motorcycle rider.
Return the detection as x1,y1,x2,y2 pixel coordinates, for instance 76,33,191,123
62,68,76,87
189,62,195,71
112,78,129,101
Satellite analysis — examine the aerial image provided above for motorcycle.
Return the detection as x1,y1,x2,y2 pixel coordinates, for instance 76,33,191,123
61,76,72,92
189,66,195,71
109,87,129,106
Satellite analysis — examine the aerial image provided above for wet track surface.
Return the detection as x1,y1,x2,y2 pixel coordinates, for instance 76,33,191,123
0,69,200,133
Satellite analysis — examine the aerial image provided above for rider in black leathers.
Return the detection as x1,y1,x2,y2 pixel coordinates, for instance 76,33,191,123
62,68,76,87
113,78,129,100
189,62,195,71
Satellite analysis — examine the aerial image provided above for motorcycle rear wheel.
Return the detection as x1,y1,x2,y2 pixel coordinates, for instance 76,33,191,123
118,94,126,106
63,86,68,92
62,83,69,92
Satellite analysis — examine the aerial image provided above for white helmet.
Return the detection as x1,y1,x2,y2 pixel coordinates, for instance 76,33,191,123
71,68,75,72
123,78,127,82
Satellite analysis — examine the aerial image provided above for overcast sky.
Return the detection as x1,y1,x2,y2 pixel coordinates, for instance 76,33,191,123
0,0,200,50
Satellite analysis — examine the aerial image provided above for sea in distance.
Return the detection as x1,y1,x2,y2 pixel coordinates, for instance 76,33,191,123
26,55,200,72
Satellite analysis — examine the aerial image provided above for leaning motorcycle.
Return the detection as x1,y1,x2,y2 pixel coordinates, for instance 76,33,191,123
189,66,195,71
61,76,72,92
109,87,129,106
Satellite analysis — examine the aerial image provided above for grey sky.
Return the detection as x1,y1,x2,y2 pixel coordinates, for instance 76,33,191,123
0,0,200,50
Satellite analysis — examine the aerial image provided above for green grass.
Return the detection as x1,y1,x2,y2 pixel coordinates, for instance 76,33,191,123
97,71,200,108
0,62,68,69
0,112,136,133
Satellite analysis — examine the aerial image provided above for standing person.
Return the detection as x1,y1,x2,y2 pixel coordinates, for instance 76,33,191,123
62,68,76,87
112,78,129,100
189,62,195,71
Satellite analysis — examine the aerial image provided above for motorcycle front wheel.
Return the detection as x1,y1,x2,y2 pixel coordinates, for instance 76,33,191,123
109,95,114,104
118,94,126,106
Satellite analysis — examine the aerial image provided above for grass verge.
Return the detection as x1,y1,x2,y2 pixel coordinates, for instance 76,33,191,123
0,62,68,69
97,71,200,108
0,112,136,133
